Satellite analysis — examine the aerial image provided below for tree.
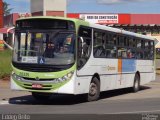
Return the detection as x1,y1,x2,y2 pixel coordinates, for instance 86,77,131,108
3,1,13,16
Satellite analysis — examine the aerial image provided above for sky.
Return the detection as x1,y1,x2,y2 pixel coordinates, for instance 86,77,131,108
3,0,160,14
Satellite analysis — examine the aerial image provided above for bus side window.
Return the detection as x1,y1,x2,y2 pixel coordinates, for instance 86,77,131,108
105,33,117,58
118,48,127,58
93,31,106,58
127,49,136,59
144,40,154,60
129,37,136,48
137,50,144,59
150,41,154,60
137,39,141,48
136,39,144,59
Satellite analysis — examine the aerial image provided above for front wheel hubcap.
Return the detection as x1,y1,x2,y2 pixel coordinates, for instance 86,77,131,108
89,83,97,96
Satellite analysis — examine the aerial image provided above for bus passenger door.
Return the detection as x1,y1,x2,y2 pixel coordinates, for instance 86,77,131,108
77,26,92,75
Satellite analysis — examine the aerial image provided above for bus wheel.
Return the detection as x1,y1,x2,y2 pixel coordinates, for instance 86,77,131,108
133,74,140,93
32,92,52,101
87,77,100,102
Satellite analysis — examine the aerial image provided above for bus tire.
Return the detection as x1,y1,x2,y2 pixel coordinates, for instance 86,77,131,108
32,92,52,101
87,77,100,102
132,73,140,93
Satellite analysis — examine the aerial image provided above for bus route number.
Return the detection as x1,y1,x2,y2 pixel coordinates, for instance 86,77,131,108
19,72,29,77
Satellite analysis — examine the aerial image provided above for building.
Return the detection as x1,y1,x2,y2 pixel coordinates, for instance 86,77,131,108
31,0,66,17
3,13,31,27
0,13,31,46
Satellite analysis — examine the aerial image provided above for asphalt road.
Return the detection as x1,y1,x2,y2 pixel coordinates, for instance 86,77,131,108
0,76,160,115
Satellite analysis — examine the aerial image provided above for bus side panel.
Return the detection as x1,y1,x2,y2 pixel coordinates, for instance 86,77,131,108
75,76,92,94
123,74,135,88
116,59,136,89
100,75,117,91
76,57,118,93
136,60,155,85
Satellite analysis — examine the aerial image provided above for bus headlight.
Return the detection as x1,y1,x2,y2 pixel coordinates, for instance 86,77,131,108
54,71,74,83
12,73,22,81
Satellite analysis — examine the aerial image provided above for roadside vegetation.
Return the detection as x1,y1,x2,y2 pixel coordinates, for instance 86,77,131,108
157,54,160,59
3,1,13,16
0,49,12,79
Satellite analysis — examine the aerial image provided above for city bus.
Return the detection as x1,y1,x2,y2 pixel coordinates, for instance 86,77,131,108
11,16,156,101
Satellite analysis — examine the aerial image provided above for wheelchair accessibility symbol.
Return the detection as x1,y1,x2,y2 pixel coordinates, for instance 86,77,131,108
39,57,45,64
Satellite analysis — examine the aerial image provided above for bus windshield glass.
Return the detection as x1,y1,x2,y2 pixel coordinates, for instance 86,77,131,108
13,31,75,65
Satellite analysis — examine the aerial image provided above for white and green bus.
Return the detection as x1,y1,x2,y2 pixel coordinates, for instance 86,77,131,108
11,16,156,101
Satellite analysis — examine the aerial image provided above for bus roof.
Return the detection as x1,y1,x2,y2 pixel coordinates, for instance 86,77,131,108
16,16,86,24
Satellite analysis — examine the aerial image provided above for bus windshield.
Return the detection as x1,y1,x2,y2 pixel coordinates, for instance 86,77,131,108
13,31,75,66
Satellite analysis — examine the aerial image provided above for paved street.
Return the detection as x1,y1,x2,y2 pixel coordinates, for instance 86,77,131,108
0,75,160,115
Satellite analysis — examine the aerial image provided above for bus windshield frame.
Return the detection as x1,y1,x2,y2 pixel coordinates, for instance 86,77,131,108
12,19,76,72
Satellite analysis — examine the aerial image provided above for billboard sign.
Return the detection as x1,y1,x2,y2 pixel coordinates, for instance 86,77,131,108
79,14,119,24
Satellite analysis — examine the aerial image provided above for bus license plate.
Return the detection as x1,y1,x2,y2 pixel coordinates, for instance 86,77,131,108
32,84,42,89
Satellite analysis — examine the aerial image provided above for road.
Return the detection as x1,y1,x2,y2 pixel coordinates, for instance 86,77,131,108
0,76,160,115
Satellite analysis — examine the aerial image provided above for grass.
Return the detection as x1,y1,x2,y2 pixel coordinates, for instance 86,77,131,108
0,49,12,79
156,54,160,59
